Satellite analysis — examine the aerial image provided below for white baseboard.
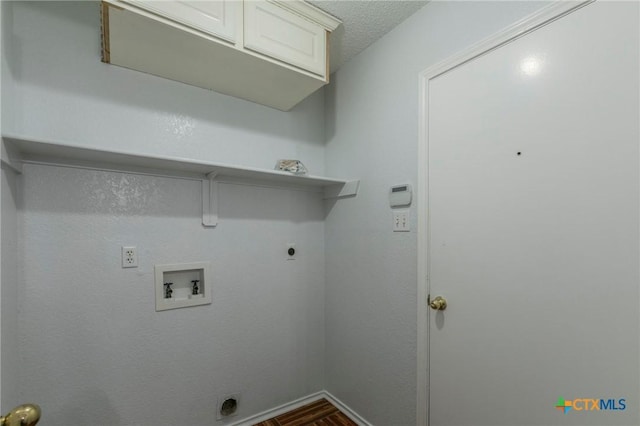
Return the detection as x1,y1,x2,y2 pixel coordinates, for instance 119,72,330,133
227,390,372,426
228,391,325,426
322,391,372,426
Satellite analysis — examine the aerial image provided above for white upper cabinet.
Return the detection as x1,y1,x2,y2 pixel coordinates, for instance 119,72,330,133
244,1,325,76
121,0,238,42
101,0,341,110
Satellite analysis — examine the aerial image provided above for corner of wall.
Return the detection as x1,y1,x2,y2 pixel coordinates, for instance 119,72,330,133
322,1,552,425
0,164,20,411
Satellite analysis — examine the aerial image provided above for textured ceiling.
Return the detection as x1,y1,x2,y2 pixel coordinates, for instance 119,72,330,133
308,0,429,73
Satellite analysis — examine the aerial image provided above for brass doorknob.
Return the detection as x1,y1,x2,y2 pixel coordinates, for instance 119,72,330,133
0,403,41,426
429,296,447,311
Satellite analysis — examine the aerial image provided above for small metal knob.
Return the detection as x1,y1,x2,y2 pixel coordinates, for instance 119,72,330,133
0,403,41,426
429,296,447,311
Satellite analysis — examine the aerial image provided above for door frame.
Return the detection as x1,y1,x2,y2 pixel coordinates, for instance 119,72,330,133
415,1,593,424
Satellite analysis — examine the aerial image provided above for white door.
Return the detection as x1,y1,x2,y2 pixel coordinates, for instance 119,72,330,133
426,1,639,425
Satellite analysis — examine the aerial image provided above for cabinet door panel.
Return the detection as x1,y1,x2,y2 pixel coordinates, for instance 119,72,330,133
244,1,326,77
122,0,237,42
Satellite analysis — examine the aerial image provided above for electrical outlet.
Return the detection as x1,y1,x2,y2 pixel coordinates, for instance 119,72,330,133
393,210,410,232
122,246,138,268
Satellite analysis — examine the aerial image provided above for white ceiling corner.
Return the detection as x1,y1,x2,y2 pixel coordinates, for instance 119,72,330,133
307,0,429,73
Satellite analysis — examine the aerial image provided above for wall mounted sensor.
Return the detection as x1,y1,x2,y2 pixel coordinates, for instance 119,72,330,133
389,184,412,207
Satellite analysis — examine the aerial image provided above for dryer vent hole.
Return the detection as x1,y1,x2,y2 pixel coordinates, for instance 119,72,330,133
220,398,238,417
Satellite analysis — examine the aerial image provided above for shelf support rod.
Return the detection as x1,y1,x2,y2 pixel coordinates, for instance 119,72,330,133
202,172,219,227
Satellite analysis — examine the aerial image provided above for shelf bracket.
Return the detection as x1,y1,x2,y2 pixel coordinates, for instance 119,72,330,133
324,180,359,199
202,172,219,227
1,138,24,174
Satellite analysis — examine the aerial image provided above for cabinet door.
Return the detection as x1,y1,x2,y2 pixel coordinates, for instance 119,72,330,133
244,1,326,77
121,0,237,43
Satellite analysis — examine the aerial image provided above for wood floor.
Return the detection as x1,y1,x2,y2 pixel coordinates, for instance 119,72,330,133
254,399,357,426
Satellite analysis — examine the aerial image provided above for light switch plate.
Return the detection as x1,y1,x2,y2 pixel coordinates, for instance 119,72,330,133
393,210,410,232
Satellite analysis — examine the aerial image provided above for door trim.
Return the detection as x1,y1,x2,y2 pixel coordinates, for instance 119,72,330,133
416,1,593,424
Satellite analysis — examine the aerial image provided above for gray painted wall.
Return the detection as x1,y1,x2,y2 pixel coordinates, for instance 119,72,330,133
19,164,326,425
0,167,19,412
324,2,549,424
1,0,21,411
2,0,328,423
1,0,15,132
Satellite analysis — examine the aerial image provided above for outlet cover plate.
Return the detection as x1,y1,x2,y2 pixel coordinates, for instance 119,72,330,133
122,246,138,268
393,210,410,232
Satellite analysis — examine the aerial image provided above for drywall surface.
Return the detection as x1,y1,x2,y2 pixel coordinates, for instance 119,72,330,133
18,164,325,425
0,1,21,409
1,0,15,133
5,1,326,174
323,2,549,425
0,167,19,412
